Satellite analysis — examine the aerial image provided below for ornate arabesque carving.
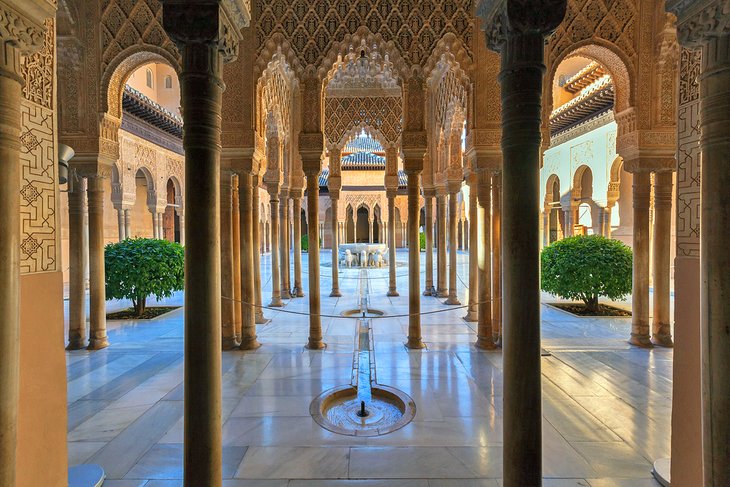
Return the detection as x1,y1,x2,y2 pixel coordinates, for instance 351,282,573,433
669,0,730,46
324,96,402,150
260,47,296,141
0,3,47,54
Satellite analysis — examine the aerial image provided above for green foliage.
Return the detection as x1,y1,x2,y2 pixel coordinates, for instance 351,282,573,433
419,231,426,251
301,234,309,252
541,235,632,312
105,238,185,317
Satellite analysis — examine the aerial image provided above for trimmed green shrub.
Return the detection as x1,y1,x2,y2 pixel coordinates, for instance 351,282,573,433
105,238,185,317
419,231,426,250
541,235,632,313
301,234,309,252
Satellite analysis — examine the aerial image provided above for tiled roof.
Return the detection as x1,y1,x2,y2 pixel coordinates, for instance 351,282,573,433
341,151,386,170
550,75,614,137
123,85,183,139
344,135,384,154
319,168,407,189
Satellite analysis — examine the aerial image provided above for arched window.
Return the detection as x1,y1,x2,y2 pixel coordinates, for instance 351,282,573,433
146,68,154,89
164,75,172,89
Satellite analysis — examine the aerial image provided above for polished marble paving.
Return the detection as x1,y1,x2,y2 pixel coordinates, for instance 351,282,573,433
66,250,670,486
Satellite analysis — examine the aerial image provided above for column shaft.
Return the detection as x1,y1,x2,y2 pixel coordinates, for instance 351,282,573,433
293,197,304,297
252,184,267,323
268,192,283,307
152,211,158,238
117,208,125,241
232,176,243,337
445,191,461,305
436,195,448,296
330,197,341,297
630,172,652,347
388,196,399,296
239,173,260,350
465,187,478,321
476,176,494,348
424,196,434,295
220,173,236,349
406,173,424,349
305,173,324,349
492,173,503,344
279,194,290,299
87,176,109,350
652,171,673,347
124,209,131,239
67,179,88,349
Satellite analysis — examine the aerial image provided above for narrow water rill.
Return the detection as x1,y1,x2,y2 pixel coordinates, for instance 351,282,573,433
311,270,416,436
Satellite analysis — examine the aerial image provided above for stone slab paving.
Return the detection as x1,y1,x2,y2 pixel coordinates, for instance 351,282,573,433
67,250,669,486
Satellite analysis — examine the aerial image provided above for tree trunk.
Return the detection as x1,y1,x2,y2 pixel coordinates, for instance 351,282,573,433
584,294,599,313
134,296,147,317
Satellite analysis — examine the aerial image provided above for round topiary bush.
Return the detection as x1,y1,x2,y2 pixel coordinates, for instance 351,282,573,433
105,238,185,317
541,235,632,313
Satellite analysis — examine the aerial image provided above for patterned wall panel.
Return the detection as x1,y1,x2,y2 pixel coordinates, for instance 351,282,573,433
19,19,58,274
675,48,701,257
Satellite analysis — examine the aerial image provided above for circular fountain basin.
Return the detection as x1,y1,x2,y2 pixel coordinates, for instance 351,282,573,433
340,308,385,318
310,385,416,436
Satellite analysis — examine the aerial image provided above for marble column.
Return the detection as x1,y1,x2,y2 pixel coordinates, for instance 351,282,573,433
124,209,132,240
445,188,461,305
368,217,374,243
279,190,291,299
178,212,185,246
252,182,267,323
232,176,243,337
697,28,730,486
387,193,399,296
481,2,567,483
239,173,260,350
465,180,478,322
475,172,494,348
292,194,304,297
405,171,424,349
330,195,341,297
562,205,573,237
67,178,88,349
117,208,125,240
423,192,435,296
220,172,237,349
87,175,109,350
652,171,673,347
152,210,159,238
268,186,283,307
305,171,324,350
464,219,469,251
436,193,448,297
630,171,652,347
158,213,165,239
492,171,503,345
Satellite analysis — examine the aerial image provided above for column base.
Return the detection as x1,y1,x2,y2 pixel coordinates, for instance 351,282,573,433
423,286,434,296
305,339,326,350
628,333,654,348
651,333,674,348
463,310,478,322
255,313,270,325
239,338,262,350
269,298,283,307
436,288,448,298
66,339,88,351
444,296,461,305
87,337,110,350
387,289,399,297
405,337,426,349
475,336,497,350
330,289,342,297
222,337,239,350
294,287,305,298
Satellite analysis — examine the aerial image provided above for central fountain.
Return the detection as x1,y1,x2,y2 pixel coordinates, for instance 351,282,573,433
310,269,416,436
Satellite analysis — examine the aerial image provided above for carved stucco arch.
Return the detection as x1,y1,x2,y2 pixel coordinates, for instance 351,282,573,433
336,123,389,152
258,48,297,143
545,174,561,206
423,33,473,81
167,175,184,209
572,164,594,204
134,165,158,210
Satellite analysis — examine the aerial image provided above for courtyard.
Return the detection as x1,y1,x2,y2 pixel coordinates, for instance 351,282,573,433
66,250,670,486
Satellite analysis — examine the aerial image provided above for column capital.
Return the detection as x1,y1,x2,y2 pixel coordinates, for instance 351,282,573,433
422,187,436,198
289,188,304,200
667,0,730,48
300,132,324,175
162,0,249,63
478,0,567,52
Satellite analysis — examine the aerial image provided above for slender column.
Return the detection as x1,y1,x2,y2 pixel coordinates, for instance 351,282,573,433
603,206,612,238
492,172,503,345
368,217,374,243
330,196,341,297
87,175,109,350
279,191,291,299
117,208,125,241
542,210,550,246
562,204,573,237
387,193,399,296
475,172,494,348
305,172,324,349
157,213,164,239
445,188,461,305
220,172,237,349
697,30,730,486
232,176,243,337
284,198,292,294
124,209,131,239
436,194,448,297
292,194,304,297
465,180,478,321
423,193,435,295
152,210,159,238
67,178,88,349
630,171,652,347
483,3,567,479
252,181,267,323
178,212,185,246
405,171,424,349
239,173,260,350
464,219,469,251
651,171,673,347
268,187,283,307
0,36,23,487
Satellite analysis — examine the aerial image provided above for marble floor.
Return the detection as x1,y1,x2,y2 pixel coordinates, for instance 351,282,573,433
66,250,670,486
